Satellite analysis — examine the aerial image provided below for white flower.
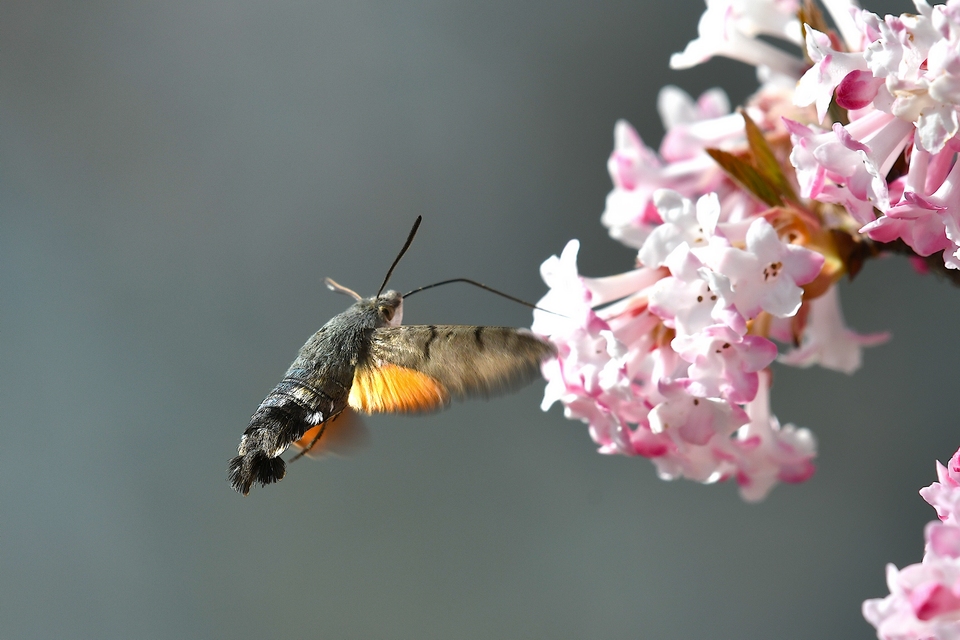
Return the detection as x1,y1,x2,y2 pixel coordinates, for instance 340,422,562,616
670,0,807,78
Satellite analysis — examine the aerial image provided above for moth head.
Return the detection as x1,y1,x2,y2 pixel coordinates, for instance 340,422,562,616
375,290,403,327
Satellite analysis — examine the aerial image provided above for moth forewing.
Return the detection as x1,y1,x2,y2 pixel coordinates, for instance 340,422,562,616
365,325,556,401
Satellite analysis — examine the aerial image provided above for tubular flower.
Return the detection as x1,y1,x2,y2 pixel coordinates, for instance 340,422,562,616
791,0,960,269
530,0,960,500
535,191,824,501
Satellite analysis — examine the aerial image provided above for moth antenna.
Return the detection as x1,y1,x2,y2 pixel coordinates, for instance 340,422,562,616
325,277,362,301
403,278,567,318
376,215,422,298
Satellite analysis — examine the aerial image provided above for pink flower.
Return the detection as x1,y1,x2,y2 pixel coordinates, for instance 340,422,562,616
865,445,960,639
794,27,870,123
639,191,722,268
925,156,960,268
864,562,960,638
734,371,816,502
786,111,913,223
535,240,665,456
648,244,745,337
601,87,748,249
602,121,668,249
536,189,823,501
648,382,749,447
532,240,592,335
531,0,960,507
658,86,734,161
864,191,953,257
920,447,960,525
928,522,960,559
778,285,890,374
538,314,637,457
860,0,960,153
836,69,886,111
657,88,748,162
673,325,778,403
670,0,807,78
699,217,825,319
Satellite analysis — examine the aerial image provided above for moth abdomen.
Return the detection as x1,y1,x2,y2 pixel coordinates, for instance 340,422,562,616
228,377,340,495
228,451,285,496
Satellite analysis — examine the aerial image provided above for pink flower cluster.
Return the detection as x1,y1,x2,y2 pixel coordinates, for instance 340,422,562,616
531,0,960,630
533,191,824,501
532,0,931,500
863,447,960,638
792,0,960,268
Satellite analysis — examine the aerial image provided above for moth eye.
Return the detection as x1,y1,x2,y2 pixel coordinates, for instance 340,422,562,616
381,306,394,321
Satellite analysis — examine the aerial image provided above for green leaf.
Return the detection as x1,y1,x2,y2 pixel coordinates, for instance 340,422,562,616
827,97,849,126
705,148,784,208
740,110,799,203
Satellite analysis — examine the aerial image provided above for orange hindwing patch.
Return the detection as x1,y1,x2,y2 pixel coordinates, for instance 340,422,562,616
291,408,369,457
348,363,449,414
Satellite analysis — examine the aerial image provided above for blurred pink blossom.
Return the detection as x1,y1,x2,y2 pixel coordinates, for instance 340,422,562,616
864,446,960,638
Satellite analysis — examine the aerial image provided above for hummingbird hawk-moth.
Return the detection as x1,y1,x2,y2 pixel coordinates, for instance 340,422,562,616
228,217,556,495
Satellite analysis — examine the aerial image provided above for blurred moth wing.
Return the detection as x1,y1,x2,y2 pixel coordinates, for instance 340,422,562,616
303,325,552,441
291,408,370,458
351,325,554,412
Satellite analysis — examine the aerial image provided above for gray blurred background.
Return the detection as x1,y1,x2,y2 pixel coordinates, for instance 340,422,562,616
3,1,958,638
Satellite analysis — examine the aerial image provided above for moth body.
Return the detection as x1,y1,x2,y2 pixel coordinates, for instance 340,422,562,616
228,216,556,496
228,292,403,495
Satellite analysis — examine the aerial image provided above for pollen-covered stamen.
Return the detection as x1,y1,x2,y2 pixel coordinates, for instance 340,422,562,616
695,287,718,304
763,261,783,281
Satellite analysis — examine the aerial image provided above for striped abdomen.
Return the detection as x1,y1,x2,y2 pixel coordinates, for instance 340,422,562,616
228,369,349,495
